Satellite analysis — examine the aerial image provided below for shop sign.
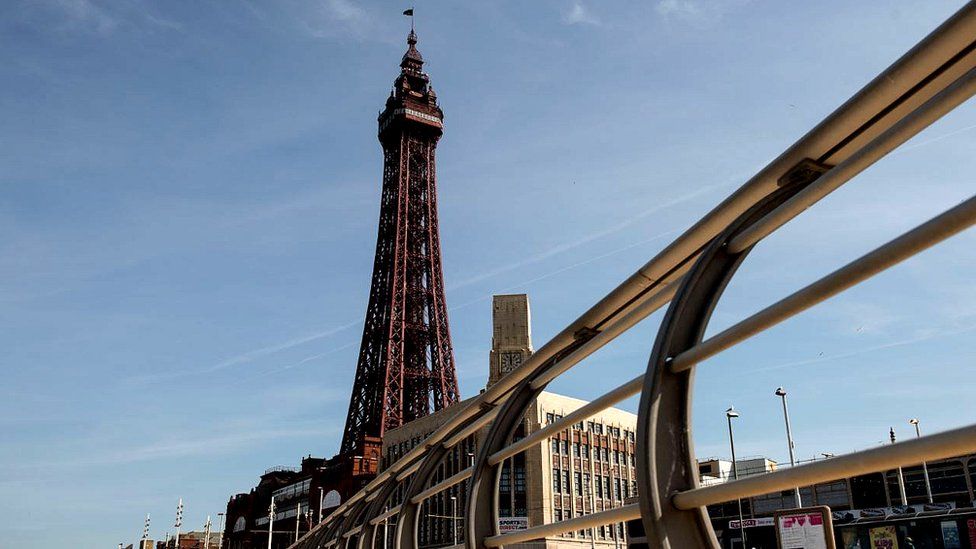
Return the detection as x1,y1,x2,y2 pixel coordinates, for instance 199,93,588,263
775,506,835,549
729,517,774,529
868,525,898,549
498,517,528,533
941,520,961,549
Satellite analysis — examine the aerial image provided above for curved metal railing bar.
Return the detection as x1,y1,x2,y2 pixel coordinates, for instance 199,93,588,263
487,374,645,466
671,193,976,373
483,505,641,548
671,423,976,510
288,3,976,548
728,65,976,255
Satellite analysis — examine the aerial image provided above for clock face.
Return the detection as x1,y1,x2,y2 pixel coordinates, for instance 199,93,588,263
499,352,523,372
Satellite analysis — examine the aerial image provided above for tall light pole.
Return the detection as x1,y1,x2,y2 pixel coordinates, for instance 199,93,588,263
174,498,183,549
142,513,151,545
450,496,459,547
295,502,302,543
204,515,212,549
268,496,276,549
775,387,803,507
319,487,325,523
910,419,934,503
890,428,908,505
217,513,225,549
726,406,746,549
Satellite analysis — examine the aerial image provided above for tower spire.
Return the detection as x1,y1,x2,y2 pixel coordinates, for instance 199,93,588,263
340,28,457,457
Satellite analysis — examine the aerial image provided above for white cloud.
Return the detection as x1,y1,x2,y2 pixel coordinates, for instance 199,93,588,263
51,0,119,34
304,0,372,39
655,0,702,18
563,1,600,26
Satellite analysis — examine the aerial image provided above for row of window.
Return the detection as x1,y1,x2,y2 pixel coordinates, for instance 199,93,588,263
551,439,636,465
544,413,637,442
552,510,626,540
552,469,637,500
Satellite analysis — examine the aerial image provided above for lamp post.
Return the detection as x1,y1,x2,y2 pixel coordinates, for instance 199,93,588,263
268,496,276,549
174,498,183,549
217,513,225,549
910,419,934,503
204,515,212,549
890,428,908,505
775,387,803,508
295,502,302,543
726,406,746,548
319,487,325,523
451,496,459,547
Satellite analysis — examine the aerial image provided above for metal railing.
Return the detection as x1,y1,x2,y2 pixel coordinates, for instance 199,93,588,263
289,3,976,548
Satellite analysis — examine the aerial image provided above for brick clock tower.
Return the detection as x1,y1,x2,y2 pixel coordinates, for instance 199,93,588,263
488,294,534,387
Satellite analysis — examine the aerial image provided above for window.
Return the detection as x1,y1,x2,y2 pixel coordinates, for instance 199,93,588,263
614,450,620,464
553,469,561,493
552,439,560,454
583,473,591,495
546,413,555,424
603,476,611,498
587,421,594,432
602,448,610,462
596,477,603,498
561,440,569,454
573,443,580,457
562,471,570,494
614,478,622,500
631,480,638,497
515,466,526,494
594,423,604,435
574,472,583,494
582,444,590,458
574,421,584,431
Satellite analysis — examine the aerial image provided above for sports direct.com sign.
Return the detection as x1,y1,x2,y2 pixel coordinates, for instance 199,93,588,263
498,517,528,533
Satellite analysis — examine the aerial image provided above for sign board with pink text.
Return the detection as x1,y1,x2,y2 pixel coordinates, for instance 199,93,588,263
774,506,836,549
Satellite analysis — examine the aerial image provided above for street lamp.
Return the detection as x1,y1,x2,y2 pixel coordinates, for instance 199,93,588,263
726,406,746,549
910,418,934,503
450,496,459,547
319,487,325,523
775,387,803,508
217,513,225,549
890,428,908,505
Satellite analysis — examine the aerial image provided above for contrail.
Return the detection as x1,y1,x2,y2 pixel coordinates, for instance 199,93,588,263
448,227,681,313
247,229,682,380
892,122,976,155
202,318,364,374
744,321,976,374
205,179,735,374
448,180,734,291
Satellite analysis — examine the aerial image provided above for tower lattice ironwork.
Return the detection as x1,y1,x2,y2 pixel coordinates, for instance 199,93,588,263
341,30,460,456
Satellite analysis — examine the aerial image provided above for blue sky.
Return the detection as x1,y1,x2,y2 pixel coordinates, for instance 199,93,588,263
2,0,975,546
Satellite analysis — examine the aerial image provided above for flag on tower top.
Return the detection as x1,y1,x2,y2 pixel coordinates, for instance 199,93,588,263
403,8,413,16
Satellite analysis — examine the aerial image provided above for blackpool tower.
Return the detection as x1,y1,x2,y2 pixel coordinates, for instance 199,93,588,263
340,30,461,457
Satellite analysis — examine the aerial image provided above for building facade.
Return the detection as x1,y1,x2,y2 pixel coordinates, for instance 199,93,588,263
379,294,639,549
694,453,976,548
